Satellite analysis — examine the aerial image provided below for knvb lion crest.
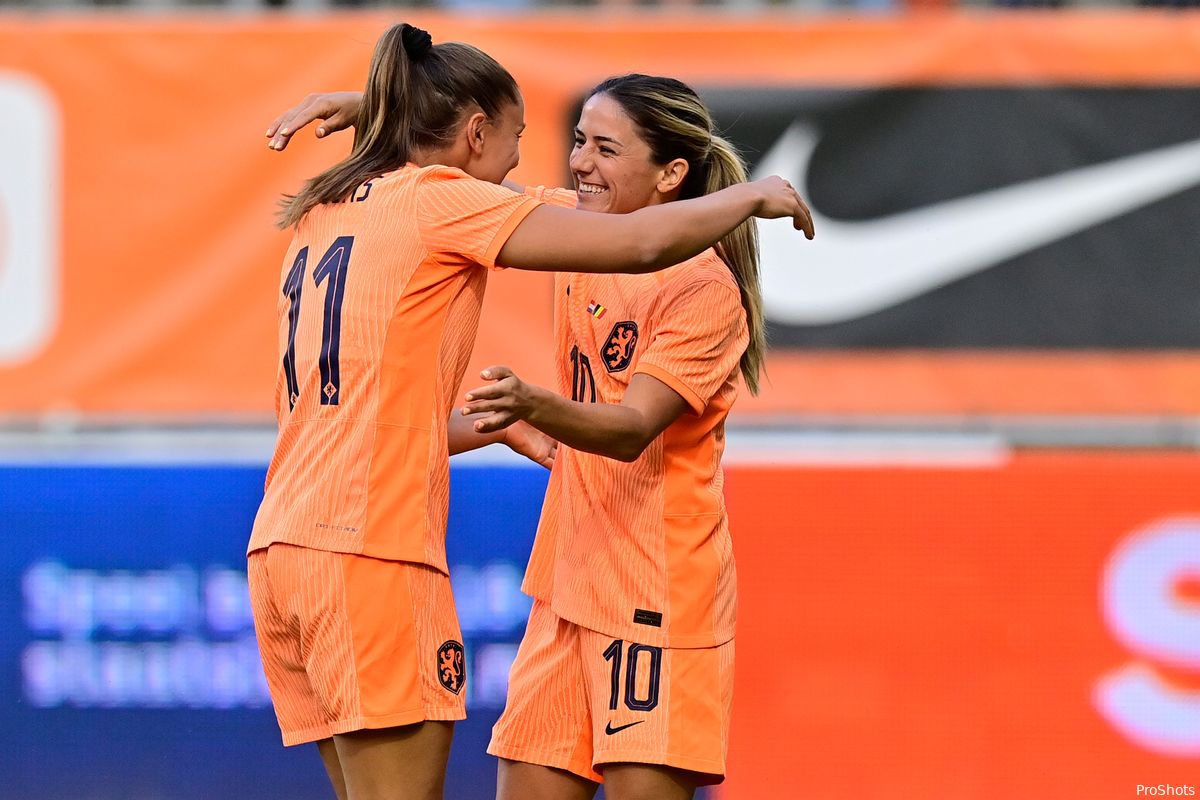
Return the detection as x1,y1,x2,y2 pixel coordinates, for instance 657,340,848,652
603,321,639,373
436,640,465,695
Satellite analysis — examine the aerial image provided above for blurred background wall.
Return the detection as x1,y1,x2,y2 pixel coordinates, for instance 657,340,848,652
1,8,1198,800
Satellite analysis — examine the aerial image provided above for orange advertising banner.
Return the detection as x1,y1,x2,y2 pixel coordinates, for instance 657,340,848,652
723,452,1200,799
0,13,1198,417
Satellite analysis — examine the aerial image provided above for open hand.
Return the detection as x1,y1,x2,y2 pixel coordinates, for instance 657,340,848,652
462,365,539,434
266,91,363,151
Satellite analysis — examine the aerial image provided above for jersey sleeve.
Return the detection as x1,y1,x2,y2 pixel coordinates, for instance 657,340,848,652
634,279,749,414
415,168,542,269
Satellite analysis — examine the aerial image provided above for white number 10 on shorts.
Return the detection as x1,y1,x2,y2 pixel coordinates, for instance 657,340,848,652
0,72,58,364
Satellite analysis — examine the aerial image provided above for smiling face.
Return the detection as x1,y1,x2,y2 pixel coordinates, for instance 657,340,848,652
569,92,684,214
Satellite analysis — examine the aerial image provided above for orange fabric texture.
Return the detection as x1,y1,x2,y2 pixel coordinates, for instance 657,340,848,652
248,543,466,745
247,166,539,570
489,601,732,783
519,185,747,648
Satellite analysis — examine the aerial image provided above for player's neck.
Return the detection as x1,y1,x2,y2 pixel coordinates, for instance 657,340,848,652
410,141,470,174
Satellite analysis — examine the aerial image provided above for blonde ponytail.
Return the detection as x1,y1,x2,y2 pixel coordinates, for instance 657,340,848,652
703,135,765,395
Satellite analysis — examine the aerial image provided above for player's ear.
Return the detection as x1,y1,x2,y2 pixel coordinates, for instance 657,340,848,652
657,158,689,195
464,111,489,156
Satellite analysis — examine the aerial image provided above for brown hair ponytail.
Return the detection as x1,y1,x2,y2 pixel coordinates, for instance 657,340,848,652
278,23,519,229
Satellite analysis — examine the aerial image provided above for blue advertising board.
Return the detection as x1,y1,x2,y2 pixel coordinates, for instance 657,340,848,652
0,458,548,800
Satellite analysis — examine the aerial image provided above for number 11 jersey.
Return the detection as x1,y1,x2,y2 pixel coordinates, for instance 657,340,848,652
248,166,540,573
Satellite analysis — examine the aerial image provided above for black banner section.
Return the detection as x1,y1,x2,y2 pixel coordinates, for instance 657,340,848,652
571,87,1200,350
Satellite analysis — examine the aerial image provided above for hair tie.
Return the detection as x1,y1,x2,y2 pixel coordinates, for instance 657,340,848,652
401,25,433,61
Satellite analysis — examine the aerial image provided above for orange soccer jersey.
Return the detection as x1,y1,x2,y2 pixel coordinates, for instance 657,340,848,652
520,187,749,649
248,166,539,571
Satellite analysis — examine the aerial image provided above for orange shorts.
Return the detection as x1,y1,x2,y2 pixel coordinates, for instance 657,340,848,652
488,600,734,784
248,543,467,746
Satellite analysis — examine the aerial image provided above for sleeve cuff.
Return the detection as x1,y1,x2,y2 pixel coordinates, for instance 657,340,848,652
635,362,706,415
482,196,542,269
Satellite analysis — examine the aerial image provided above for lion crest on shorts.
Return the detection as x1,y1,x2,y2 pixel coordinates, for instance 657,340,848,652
436,640,465,694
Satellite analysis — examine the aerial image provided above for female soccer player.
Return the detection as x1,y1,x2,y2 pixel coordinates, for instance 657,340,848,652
251,25,811,800
462,74,768,800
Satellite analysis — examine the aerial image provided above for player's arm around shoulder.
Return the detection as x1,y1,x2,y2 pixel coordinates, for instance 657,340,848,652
496,176,812,276
461,367,688,463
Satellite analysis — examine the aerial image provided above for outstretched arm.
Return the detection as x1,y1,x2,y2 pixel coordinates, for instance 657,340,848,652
461,366,688,463
497,177,812,275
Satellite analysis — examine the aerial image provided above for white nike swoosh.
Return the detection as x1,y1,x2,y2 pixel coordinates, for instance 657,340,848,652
754,123,1200,325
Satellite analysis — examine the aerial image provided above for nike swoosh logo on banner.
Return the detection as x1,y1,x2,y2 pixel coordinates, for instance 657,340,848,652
604,720,645,735
754,123,1200,325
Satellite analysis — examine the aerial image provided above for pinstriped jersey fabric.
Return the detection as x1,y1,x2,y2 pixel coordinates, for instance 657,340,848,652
520,187,749,648
248,165,539,571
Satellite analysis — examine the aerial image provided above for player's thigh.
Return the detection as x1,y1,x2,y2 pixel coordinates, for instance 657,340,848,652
584,633,733,785
602,762,702,800
317,738,349,800
496,758,598,800
334,720,454,800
